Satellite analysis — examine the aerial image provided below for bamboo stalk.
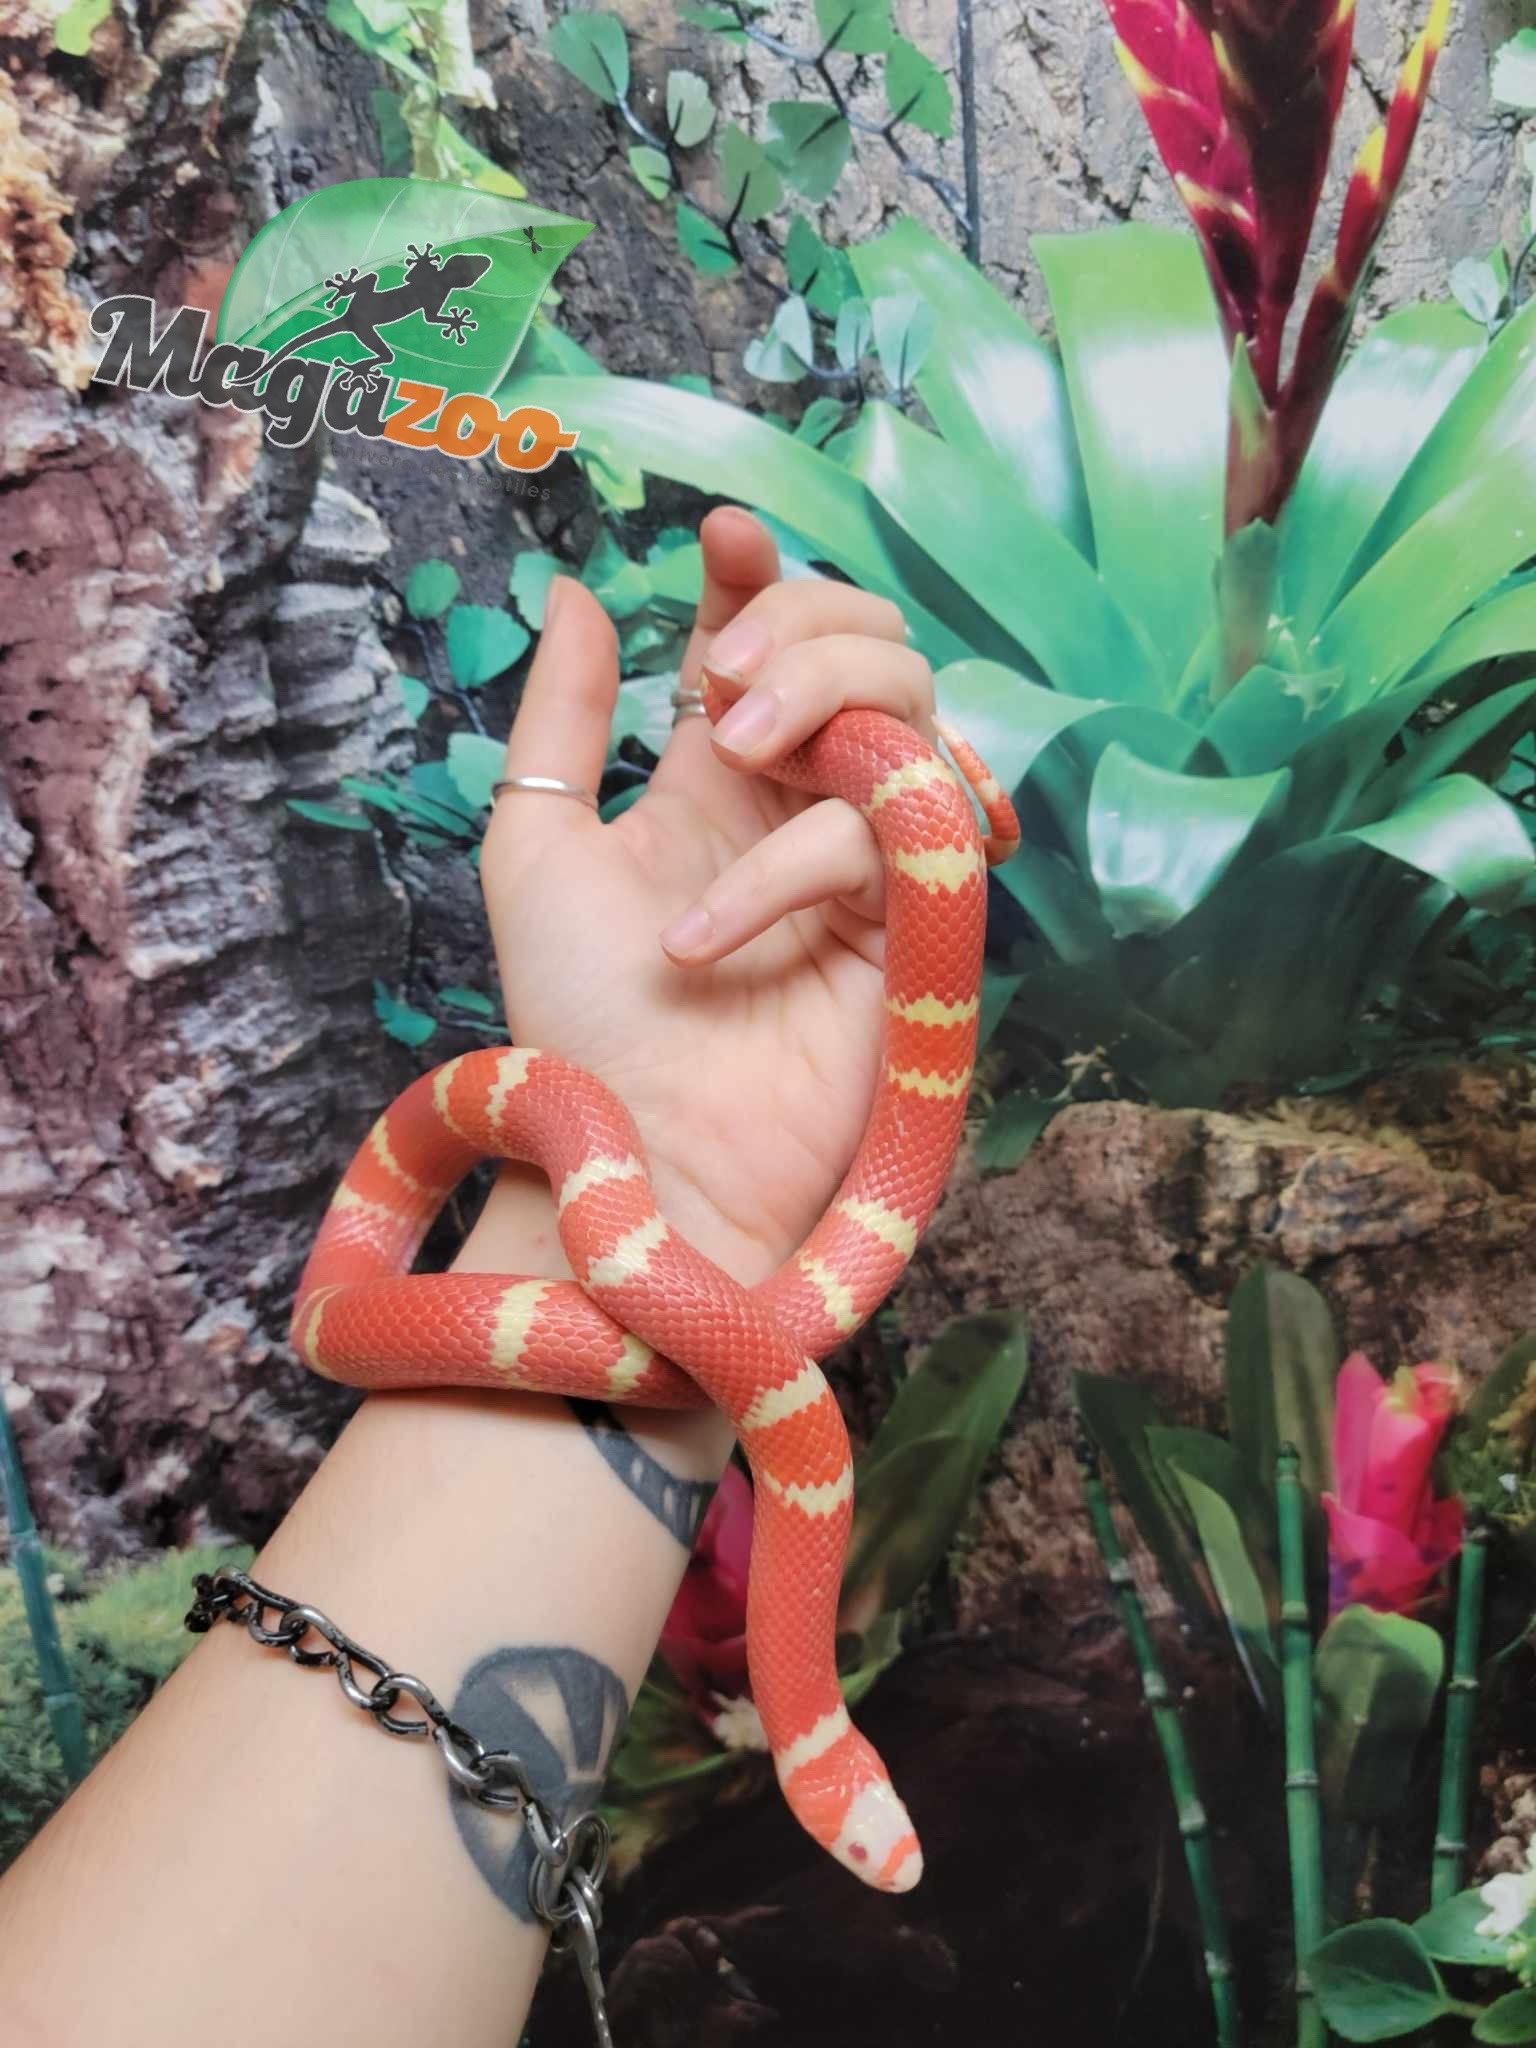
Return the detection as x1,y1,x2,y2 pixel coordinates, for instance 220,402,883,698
1278,1443,1326,2048
1431,1519,1488,1906
0,1395,89,1783
1077,1440,1242,2048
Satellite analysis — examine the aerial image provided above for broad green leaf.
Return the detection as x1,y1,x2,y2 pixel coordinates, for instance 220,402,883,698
405,557,460,619
445,603,530,686
665,68,714,147
372,981,437,1047
646,542,703,608
53,0,110,54
627,146,672,200
1036,226,1226,687
508,549,561,625
1224,1265,1338,1501
1309,1921,1450,2042
1280,307,1487,639
1475,1989,1536,2043
500,372,1007,669
718,123,783,222
1199,663,1347,774
1415,1888,1516,1968
842,409,1157,701
286,799,371,830
1073,1371,1212,1620
440,985,497,1016
445,731,505,809
885,35,951,136
785,215,856,317
1349,293,1536,583
1167,1461,1278,1709
1405,575,1536,685
676,201,736,274
217,177,588,399
834,297,872,370
815,0,891,54
327,0,430,83
1365,678,1536,820
841,1312,1030,1627
546,11,629,103
975,1090,1058,1172
1349,774,1534,914
1313,459,1536,697
765,101,851,204
395,673,429,721
1086,743,1290,937
1493,30,1536,110
869,292,935,396
1315,1605,1444,1822
581,529,650,617
852,218,1090,555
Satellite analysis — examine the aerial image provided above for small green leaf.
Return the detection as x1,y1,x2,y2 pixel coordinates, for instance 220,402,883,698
815,0,892,54
547,10,629,104
794,395,847,447
785,214,857,316
440,985,497,1017
884,35,951,136
764,101,852,204
870,292,935,395
508,550,562,626
1074,1372,1212,1621
744,296,814,383
1224,1265,1339,1502
444,604,530,687
395,673,430,722
676,200,737,274
718,123,783,221
627,146,673,199
665,68,715,146
445,732,506,810
405,558,460,619
1165,1457,1279,1708
372,981,438,1048
53,0,110,54
1309,1921,1450,2042
975,1090,1057,1172
1475,1989,1536,2043
1450,252,1510,329
834,296,872,370
1493,30,1536,111
1415,1889,1514,1968
611,674,676,758
286,799,372,831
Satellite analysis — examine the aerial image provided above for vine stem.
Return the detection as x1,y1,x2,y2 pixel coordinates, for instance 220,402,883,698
0,1396,89,1784
1431,1520,1488,1905
1077,1441,1242,2048
1278,1444,1326,2048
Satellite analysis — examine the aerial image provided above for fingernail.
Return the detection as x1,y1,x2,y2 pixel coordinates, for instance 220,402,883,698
660,903,714,959
704,618,771,680
712,687,780,756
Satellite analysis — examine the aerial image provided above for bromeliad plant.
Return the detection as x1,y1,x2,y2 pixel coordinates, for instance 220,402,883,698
503,0,1536,1122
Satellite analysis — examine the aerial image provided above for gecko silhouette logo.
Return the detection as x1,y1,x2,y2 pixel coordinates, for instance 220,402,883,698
87,177,592,468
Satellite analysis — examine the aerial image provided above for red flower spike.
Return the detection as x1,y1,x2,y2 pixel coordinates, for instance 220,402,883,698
658,1463,754,1721
1322,1351,1464,1617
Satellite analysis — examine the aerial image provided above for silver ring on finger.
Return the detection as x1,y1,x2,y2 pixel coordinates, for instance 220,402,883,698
490,775,598,810
670,684,709,723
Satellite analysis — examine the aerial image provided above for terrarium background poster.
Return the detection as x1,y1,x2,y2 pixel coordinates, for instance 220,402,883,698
5,0,1536,2040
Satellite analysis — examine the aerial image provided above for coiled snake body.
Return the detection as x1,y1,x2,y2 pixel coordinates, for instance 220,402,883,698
292,702,1020,1892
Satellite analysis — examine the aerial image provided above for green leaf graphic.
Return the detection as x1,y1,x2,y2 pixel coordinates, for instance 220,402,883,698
445,604,530,686
405,557,460,618
547,11,629,103
217,177,590,404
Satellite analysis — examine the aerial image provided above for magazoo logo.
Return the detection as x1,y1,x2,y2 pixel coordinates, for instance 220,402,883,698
88,177,590,465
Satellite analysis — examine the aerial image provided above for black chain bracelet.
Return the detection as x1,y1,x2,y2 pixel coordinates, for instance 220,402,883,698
186,1566,614,2045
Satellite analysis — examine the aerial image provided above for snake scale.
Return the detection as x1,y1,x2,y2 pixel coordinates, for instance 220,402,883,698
292,692,1020,1892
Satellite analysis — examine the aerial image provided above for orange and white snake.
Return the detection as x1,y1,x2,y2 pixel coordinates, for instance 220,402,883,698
291,697,1020,1893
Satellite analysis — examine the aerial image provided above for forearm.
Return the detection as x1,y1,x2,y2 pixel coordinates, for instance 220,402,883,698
0,1168,734,2048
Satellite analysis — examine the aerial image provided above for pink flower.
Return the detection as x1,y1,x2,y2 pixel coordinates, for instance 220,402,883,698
659,1463,753,1717
1323,1352,1464,1616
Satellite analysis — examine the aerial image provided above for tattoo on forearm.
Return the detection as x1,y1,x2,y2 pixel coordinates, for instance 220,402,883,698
449,1645,630,1921
570,1398,715,1549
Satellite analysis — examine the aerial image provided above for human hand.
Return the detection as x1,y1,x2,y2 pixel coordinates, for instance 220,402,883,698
478,508,942,1289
